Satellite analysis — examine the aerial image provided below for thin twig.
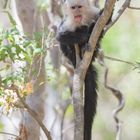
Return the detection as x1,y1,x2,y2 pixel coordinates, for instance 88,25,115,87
0,131,18,137
128,6,140,10
105,66,125,140
98,50,125,140
36,15,45,79
104,55,135,66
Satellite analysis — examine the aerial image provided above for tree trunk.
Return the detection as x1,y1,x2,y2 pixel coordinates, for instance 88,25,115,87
14,0,50,139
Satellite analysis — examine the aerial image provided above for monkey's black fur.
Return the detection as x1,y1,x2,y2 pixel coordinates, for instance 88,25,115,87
57,21,100,140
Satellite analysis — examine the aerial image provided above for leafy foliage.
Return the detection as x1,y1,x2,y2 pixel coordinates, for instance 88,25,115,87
0,12,54,114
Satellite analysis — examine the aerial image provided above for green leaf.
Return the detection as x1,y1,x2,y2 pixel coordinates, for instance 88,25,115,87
10,27,20,35
0,47,8,61
7,34,15,43
15,45,26,54
2,76,13,86
33,48,43,55
0,89,3,96
23,41,32,48
23,52,32,63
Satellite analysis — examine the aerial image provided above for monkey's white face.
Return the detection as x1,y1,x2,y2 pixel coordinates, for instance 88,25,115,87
70,5,84,24
63,0,99,30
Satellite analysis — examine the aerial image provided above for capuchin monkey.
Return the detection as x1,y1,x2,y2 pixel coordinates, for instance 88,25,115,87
56,0,101,140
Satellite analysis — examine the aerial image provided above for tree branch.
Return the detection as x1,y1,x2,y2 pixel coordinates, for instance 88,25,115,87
11,85,52,140
98,50,125,140
72,0,117,140
104,0,131,34
81,0,116,80
0,80,52,139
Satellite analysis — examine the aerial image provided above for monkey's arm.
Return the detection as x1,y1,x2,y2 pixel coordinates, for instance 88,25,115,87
56,26,89,46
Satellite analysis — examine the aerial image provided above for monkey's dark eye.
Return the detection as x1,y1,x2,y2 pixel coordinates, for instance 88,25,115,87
78,5,82,9
71,6,76,9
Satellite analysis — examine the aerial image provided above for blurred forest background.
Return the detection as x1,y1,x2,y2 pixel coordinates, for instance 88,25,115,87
0,0,140,140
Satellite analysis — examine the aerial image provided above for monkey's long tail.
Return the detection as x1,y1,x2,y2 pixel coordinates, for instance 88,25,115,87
84,64,98,140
